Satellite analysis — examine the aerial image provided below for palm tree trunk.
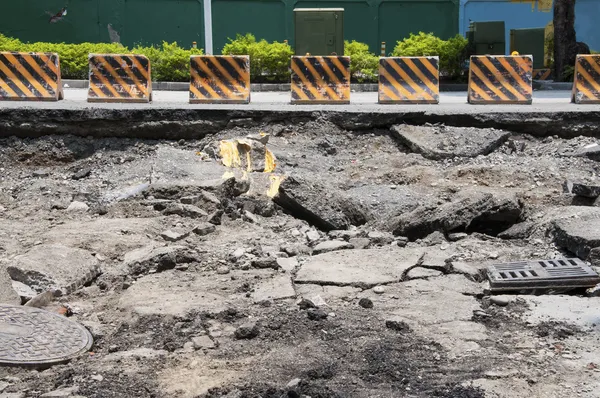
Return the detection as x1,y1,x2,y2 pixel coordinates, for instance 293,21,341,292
553,0,577,82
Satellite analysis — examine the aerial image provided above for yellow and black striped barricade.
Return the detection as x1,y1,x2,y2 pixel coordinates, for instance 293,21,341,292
533,69,552,80
0,52,63,101
87,54,152,103
378,56,439,104
189,55,250,104
571,54,600,104
468,55,533,104
291,56,350,104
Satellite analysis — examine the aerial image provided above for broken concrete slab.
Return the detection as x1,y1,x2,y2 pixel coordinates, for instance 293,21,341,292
552,211,600,260
251,274,296,302
162,203,208,218
160,230,189,242
119,270,244,317
406,267,443,279
192,223,216,236
0,265,20,305
7,244,100,295
272,176,369,231
390,190,522,240
572,142,600,161
11,280,36,302
123,245,190,276
276,257,298,273
498,221,536,240
312,240,353,255
295,248,424,288
391,125,510,160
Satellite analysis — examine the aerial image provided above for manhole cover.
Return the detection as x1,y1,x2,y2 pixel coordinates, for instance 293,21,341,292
0,304,92,366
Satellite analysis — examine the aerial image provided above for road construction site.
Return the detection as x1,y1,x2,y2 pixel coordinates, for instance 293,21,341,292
1,97,600,398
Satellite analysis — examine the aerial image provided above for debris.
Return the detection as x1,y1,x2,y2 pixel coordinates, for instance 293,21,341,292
243,210,259,223
72,168,91,180
66,201,89,212
390,125,510,160
448,232,468,242
390,190,521,240
0,267,20,305
571,182,600,198
24,290,56,308
552,212,600,260
312,240,353,254
216,266,230,275
358,298,373,309
160,230,189,242
11,280,37,302
193,223,216,236
305,230,321,242
286,378,302,389
297,298,317,309
385,319,411,332
498,221,536,240
306,308,328,320
192,335,216,350
163,203,208,218
124,245,187,276
252,257,279,269
349,237,370,249
8,244,100,296
295,248,424,288
40,386,79,397
234,321,259,340
272,176,369,231
367,231,394,245
406,267,443,279
276,257,298,272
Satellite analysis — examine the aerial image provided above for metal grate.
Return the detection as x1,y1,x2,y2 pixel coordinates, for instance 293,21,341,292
487,258,600,293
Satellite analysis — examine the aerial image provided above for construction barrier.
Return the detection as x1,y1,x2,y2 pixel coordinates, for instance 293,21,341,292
468,55,533,105
291,56,350,104
378,56,439,104
533,69,552,81
571,54,600,104
189,55,250,104
87,54,152,103
0,52,63,101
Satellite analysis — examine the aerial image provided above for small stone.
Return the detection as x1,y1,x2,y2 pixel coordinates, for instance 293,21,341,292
40,386,79,397
490,296,511,307
358,298,373,309
66,201,89,212
72,168,91,180
160,230,188,242
305,230,320,242
312,240,353,254
306,308,328,320
385,319,410,332
207,210,223,225
90,375,104,382
277,257,298,272
216,266,230,275
243,211,259,223
163,203,208,218
234,321,259,340
192,335,216,349
488,252,500,259
193,223,216,236
231,248,246,260
448,232,468,241
252,257,279,269
373,286,385,294
297,298,317,309
286,378,302,389
33,169,49,178
367,231,393,245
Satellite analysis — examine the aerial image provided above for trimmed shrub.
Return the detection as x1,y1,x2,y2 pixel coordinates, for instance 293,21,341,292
132,42,203,82
344,40,378,82
222,33,293,82
392,32,468,79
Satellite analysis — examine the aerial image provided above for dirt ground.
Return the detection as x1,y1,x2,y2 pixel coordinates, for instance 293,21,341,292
1,120,600,398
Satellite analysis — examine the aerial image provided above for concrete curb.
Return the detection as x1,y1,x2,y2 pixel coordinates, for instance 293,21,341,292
61,80,483,93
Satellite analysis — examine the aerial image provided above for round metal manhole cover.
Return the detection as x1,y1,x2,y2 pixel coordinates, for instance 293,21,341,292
0,304,93,366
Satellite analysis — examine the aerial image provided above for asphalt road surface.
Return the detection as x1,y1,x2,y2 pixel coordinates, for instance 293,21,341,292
0,89,592,114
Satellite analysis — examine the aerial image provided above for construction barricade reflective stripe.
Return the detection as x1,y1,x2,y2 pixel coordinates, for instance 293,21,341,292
87,54,152,103
378,56,439,104
571,54,600,104
291,56,350,104
468,55,533,105
189,55,250,104
0,52,63,101
533,69,552,81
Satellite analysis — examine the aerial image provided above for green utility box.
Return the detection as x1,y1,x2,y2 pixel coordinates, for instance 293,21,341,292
467,21,506,56
294,8,344,56
510,28,545,68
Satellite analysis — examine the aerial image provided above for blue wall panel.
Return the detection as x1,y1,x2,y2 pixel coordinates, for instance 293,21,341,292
575,0,600,52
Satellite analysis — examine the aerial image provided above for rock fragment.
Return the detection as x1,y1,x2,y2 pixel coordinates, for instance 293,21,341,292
192,335,217,349
0,266,20,305
385,319,411,332
572,182,600,198
358,298,373,309
234,321,259,340
124,245,188,276
552,211,600,260
312,240,353,254
391,125,510,160
272,176,369,231
66,201,89,212
163,203,208,218
193,223,216,236
306,308,328,320
406,267,443,279
160,230,189,242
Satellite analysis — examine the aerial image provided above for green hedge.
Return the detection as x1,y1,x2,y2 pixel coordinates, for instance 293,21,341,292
344,40,378,83
222,33,293,83
392,32,468,79
0,34,202,81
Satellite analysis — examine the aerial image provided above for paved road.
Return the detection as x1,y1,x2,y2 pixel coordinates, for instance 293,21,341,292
0,89,592,114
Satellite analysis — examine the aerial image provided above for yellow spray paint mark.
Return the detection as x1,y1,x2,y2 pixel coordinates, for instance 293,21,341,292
219,140,241,169
267,175,285,198
265,148,276,173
